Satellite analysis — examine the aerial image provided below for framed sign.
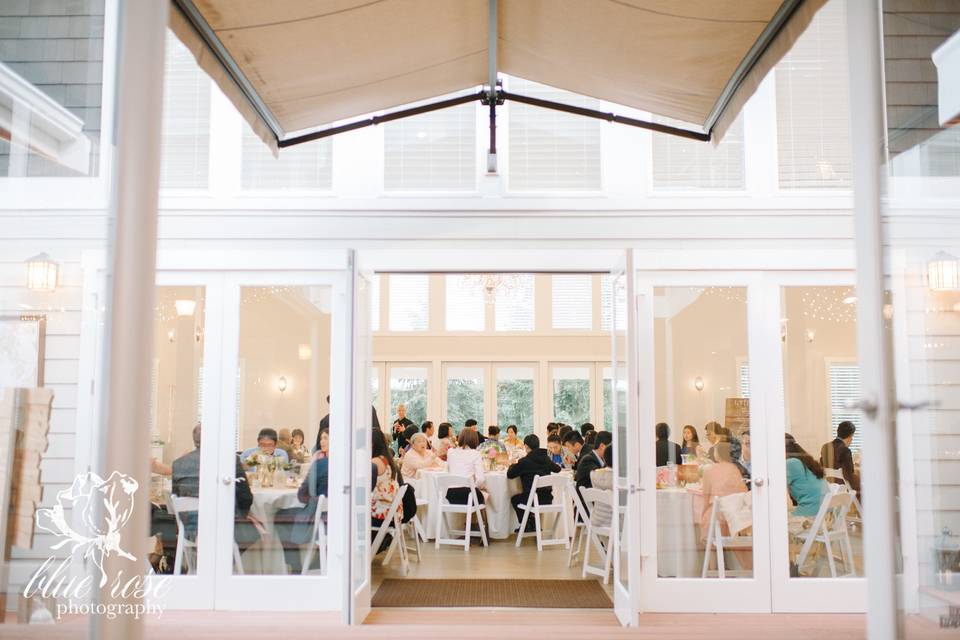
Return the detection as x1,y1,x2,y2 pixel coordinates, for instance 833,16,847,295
0,315,46,388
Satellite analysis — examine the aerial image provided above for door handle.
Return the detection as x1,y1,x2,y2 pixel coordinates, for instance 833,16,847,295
222,476,243,485
898,399,937,411
753,477,765,487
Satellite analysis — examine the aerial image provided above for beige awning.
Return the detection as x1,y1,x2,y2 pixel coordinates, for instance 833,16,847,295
170,0,826,152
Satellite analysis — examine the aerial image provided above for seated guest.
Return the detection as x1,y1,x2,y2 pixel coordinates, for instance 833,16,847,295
371,428,403,525
699,442,749,541
546,434,563,465
655,423,682,467
584,430,597,448
435,422,457,460
507,434,561,532
241,428,290,465
735,431,752,480
399,424,419,455
487,425,501,441
290,428,311,463
421,421,435,449
277,428,296,460
576,431,611,489
275,450,330,573
820,421,860,496
312,428,329,461
588,447,614,527
786,433,828,519
703,421,728,459
445,428,486,507
464,418,486,444
172,425,261,560
400,432,442,478
580,422,595,437
680,425,703,458
558,424,573,442
561,431,584,469
546,422,559,438
503,425,522,449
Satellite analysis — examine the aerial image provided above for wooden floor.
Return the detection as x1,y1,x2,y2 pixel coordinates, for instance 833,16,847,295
0,610,954,640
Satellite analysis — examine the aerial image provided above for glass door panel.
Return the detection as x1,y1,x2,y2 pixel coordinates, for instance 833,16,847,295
388,365,428,427
445,365,485,428
495,365,536,437
551,365,591,426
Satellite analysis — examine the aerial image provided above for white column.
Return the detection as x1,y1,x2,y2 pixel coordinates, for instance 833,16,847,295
93,2,168,639
846,2,900,638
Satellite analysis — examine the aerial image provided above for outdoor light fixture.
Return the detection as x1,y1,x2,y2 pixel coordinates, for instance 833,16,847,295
298,344,312,360
175,299,197,316
277,376,288,394
928,252,960,291
694,377,705,392
25,253,59,292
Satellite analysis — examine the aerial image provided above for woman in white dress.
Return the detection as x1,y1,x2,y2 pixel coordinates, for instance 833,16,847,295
444,428,486,506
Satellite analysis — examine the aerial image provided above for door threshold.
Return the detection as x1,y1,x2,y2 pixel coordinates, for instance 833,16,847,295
365,607,619,626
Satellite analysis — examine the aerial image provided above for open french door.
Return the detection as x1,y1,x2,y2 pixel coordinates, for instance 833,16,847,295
609,251,640,626
346,251,375,624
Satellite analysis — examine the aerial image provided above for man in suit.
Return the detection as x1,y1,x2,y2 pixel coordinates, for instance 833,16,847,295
576,430,612,490
561,431,584,469
464,418,486,443
171,424,262,552
655,422,682,467
507,435,561,533
820,420,860,496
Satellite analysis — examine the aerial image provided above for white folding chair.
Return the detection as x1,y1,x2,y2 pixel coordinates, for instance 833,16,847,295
580,488,613,583
701,493,753,579
370,485,411,574
823,467,863,525
515,474,570,550
168,494,245,576
794,490,856,577
567,481,590,567
433,474,488,550
300,496,328,575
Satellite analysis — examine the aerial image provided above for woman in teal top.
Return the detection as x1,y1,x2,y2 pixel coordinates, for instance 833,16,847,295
785,434,828,517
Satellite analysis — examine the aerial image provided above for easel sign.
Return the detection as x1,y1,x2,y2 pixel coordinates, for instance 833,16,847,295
724,398,749,436
0,316,46,389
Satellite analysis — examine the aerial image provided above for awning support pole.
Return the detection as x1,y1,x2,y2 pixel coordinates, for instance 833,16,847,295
486,0,499,173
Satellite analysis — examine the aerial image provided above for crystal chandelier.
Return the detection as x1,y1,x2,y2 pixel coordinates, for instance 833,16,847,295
462,274,527,304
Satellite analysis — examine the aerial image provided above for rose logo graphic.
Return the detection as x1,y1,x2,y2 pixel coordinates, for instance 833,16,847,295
35,471,139,587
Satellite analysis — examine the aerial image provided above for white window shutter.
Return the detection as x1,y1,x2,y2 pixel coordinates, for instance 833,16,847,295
652,115,745,190
160,32,210,189
384,101,477,191
601,275,626,331
388,275,429,331
241,126,332,190
775,0,852,190
508,77,602,191
552,275,593,329
445,275,485,331
495,275,534,331
829,362,862,451
370,275,381,332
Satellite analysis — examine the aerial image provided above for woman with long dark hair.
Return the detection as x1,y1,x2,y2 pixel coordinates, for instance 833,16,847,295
785,433,827,517
371,428,402,523
680,424,702,458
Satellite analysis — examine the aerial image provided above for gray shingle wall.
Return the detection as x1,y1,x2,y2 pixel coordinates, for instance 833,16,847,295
883,1,960,175
0,0,105,177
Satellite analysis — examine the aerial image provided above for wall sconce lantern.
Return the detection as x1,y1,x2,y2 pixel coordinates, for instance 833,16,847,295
694,377,705,392
805,328,816,343
928,252,960,291
298,344,312,360
277,376,288,395
25,253,59,292
175,299,197,316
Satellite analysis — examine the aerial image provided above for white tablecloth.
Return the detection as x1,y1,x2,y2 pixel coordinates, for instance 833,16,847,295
656,488,701,578
409,468,523,540
242,486,302,574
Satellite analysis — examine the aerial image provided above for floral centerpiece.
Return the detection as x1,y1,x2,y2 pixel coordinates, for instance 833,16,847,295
478,439,507,471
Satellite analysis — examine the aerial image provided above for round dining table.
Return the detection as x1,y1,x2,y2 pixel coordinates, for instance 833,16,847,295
242,485,303,574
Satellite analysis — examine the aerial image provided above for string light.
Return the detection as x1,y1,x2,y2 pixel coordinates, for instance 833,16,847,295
798,287,856,324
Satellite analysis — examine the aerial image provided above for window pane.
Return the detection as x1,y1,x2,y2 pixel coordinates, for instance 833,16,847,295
160,31,210,189
236,285,331,575
241,125,331,190
495,274,534,331
446,366,484,428
653,286,752,578
652,115,745,191
775,1,851,189
496,366,535,437
0,4,105,177
370,275,381,331
601,275,626,331
602,365,626,431
384,101,477,191
552,366,591,426
389,366,427,425
508,77,602,191
388,275,429,331
552,275,593,329
445,275,485,331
